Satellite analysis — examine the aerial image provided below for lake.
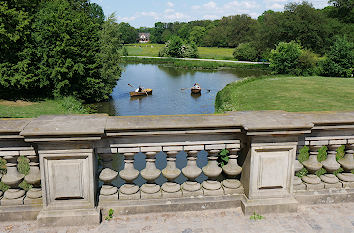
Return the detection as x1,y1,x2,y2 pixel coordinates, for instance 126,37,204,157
93,63,269,116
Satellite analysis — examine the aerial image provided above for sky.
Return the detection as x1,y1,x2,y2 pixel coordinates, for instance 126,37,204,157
91,0,329,28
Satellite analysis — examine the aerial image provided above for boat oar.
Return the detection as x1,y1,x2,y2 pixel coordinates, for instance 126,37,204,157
128,83,135,88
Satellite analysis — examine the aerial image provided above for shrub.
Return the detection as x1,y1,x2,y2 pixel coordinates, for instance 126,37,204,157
233,43,258,62
320,37,354,77
159,36,198,58
270,41,302,74
295,49,319,75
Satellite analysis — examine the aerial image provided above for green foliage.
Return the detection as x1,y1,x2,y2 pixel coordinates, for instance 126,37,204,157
233,43,258,62
19,180,32,191
189,26,206,46
117,22,138,44
159,36,198,58
250,212,264,221
96,14,122,102
320,37,354,77
217,149,230,167
0,158,7,175
317,146,328,162
298,146,310,163
315,168,327,177
333,167,344,176
17,155,30,175
105,208,114,221
0,0,122,103
351,170,354,174
336,145,345,161
296,168,308,178
0,182,9,192
295,50,319,76
270,41,302,74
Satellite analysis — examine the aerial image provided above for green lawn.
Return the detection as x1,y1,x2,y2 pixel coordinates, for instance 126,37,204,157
215,76,354,113
0,97,88,118
125,43,235,60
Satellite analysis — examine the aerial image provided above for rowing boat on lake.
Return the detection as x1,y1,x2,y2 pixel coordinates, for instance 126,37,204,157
129,88,153,97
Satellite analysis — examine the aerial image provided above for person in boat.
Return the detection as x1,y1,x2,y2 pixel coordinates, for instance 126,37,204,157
135,86,143,92
193,83,201,89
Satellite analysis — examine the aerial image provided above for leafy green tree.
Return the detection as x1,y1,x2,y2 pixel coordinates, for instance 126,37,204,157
151,22,165,44
321,37,354,77
159,36,198,58
117,22,138,44
233,43,259,61
189,26,206,46
328,0,354,22
270,41,302,74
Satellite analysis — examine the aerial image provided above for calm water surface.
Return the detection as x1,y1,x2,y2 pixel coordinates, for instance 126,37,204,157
94,63,268,116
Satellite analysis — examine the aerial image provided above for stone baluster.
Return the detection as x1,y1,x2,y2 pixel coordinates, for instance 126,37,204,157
202,150,223,196
222,149,243,194
24,155,42,205
181,150,203,197
293,158,306,191
1,154,25,205
119,153,140,200
99,167,118,202
337,144,354,188
320,145,341,189
140,152,161,199
301,145,324,190
161,151,182,198
100,154,114,170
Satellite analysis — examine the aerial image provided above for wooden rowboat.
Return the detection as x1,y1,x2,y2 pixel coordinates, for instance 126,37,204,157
129,88,152,97
191,87,201,94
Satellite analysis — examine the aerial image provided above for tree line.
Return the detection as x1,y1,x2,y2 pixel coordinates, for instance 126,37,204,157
121,1,352,59
0,0,122,102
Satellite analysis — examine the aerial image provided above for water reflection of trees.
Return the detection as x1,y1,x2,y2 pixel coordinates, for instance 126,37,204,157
157,65,198,77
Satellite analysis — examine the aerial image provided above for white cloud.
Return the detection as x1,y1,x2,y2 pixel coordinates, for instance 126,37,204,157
269,3,284,9
204,1,217,9
192,5,201,10
163,12,189,21
167,2,174,8
164,8,175,14
203,14,219,20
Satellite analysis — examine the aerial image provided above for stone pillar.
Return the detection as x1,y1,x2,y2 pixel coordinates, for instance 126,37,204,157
99,168,118,202
20,115,106,226
320,145,342,189
161,151,182,198
119,153,140,200
222,149,244,194
181,150,202,197
202,150,223,196
140,152,161,199
240,135,299,215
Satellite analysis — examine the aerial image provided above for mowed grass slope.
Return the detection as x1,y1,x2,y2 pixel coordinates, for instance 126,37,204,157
0,97,88,118
125,44,234,60
215,76,354,113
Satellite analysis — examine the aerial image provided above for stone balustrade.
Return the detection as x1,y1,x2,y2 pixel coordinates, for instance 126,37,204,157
0,111,353,225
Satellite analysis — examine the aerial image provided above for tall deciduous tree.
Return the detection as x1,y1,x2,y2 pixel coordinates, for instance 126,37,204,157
117,22,138,44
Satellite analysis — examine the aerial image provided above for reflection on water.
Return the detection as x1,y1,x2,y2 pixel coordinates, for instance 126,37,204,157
92,63,269,116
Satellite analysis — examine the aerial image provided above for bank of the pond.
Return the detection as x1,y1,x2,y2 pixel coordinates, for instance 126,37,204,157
0,97,88,118
125,44,235,60
215,76,354,113
122,56,270,71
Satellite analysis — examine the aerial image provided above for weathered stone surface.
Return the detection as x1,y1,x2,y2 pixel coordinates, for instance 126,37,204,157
119,190,140,200
320,174,339,184
324,182,342,189
161,182,181,193
302,174,321,184
99,168,118,184
182,189,204,197
241,197,298,215
341,181,354,188
293,183,306,191
119,184,139,195
306,183,325,191
26,188,42,199
181,181,201,192
337,173,354,182
100,185,118,196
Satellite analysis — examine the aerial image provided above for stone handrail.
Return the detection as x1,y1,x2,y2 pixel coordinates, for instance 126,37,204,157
0,111,353,225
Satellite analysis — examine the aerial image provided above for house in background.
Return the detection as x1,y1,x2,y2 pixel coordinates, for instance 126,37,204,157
138,33,150,43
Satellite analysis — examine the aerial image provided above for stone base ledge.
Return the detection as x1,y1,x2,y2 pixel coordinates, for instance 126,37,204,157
99,194,243,216
294,188,354,204
0,205,42,221
37,208,101,227
241,197,298,215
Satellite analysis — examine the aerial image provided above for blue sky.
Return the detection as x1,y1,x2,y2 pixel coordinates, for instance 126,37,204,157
91,0,329,27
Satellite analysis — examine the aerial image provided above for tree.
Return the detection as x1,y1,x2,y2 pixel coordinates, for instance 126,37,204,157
117,22,138,44
328,0,354,22
189,26,206,46
159,36,198,58
233,43,258,61
270,41,302,74
321,37,354,77
151,22,165,44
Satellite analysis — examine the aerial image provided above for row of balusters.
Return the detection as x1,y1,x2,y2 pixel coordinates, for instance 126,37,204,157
294,144,354,191
0,154,41,205
98,149,244,201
